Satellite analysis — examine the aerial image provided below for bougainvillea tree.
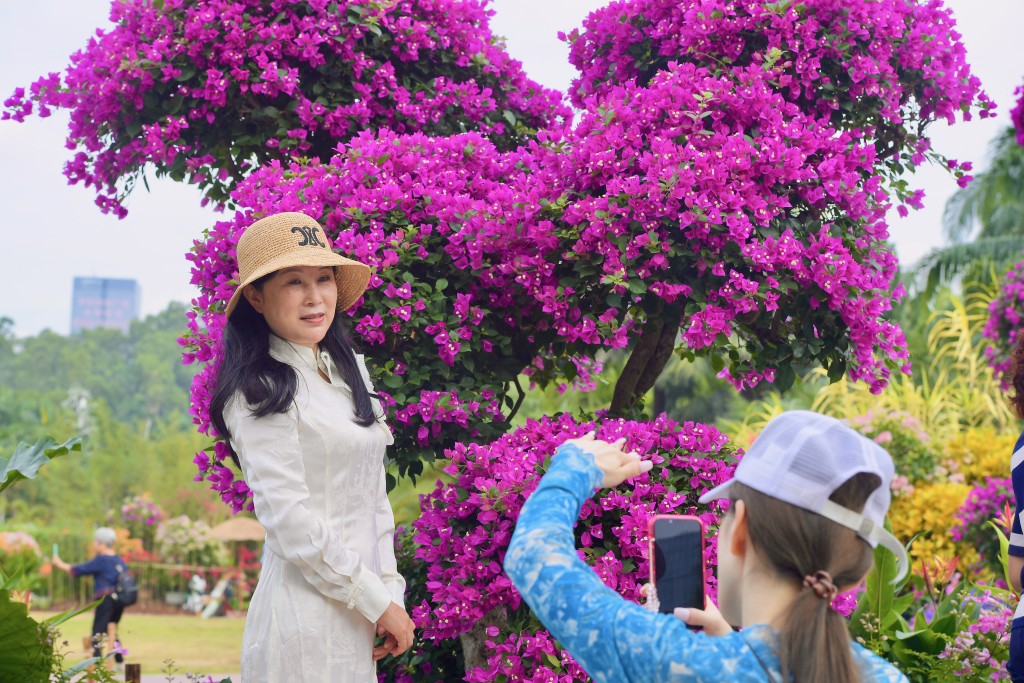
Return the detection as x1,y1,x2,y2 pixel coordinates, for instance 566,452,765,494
176,0,993,514
985,80,1024,385
2,0,566,214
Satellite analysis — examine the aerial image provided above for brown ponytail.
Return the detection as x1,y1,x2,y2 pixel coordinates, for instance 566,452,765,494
1008,334,1024,419
729,473,879,683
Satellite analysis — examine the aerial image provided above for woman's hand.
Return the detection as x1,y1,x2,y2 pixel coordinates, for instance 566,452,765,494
673,596,732,637
373,602,415,661
562,432,652,488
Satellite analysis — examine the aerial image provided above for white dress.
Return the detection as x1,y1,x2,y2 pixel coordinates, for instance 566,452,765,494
225,335,404,683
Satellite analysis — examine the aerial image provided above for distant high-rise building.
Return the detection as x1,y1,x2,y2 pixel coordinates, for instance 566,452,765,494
70,277,140,333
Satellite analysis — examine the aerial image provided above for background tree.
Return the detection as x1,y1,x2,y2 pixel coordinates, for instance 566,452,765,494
0,304,213,526
914,127,1024,295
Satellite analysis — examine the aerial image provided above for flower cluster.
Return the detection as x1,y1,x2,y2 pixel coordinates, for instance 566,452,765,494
563,0,990,200
984,259,1024,387
938,590,1014,681
846,409,940,486
0,531,40,555
1012,81,1024,147
155,514,228,566
890,480,973,568
120,492,166,527
952,478,1015,583
465,628,589,683
2,0,567,212
410,413,737,678
119,492,167,554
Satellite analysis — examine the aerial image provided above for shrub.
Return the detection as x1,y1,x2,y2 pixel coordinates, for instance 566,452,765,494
411,413,737,678
889,481,972,567
952,477,1015,583
847,410,939,485
155,515,228,566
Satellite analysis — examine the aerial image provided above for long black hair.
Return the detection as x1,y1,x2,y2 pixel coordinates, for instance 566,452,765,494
210,271,378,465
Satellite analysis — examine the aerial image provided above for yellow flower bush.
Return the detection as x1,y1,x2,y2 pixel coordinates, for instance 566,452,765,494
947,427,1016,483
889,481,972,566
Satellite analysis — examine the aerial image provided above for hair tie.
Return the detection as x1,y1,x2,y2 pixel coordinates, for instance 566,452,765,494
802,570,838,602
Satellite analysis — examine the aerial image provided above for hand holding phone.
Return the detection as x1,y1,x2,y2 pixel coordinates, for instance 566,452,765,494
649,515,706,615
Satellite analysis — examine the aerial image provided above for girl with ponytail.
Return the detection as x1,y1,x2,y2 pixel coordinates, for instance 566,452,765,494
505,410,909,682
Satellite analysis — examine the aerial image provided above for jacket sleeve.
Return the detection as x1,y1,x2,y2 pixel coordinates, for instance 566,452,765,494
226,395,393,623
70,556,104,578
1010,433,1024,557
504,443,690,682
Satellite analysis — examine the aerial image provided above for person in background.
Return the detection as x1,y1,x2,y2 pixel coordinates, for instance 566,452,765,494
53,527,126,673
208,212,413,683
1003,336,1024,682
505,410,909,682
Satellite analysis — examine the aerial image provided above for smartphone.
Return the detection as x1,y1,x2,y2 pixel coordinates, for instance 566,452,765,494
52,543,59,558
649,515,706,614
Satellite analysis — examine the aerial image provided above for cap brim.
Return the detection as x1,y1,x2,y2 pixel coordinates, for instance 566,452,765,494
698,480,735,505
224,252,370,318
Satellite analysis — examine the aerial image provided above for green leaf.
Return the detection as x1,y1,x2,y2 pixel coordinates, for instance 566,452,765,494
175,65,197,82
0,436,81,494
0,589,52,683
826,357,847,382
42,599,100,630
851,525,900,632
986,520,1013,588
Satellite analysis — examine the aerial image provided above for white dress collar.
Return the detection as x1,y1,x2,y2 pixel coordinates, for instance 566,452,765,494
269,334,335,384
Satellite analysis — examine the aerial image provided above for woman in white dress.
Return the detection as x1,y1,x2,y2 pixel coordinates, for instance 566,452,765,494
209,211,415,682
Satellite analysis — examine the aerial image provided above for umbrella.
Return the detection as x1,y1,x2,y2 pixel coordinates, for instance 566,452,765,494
210,516,265,542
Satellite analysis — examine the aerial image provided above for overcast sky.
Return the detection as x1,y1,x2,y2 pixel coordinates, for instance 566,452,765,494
1,0,1022,338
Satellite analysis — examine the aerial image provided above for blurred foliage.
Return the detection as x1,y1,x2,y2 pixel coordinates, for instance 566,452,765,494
0,304,222,532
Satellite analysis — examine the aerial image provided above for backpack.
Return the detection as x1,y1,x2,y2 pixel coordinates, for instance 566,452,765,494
111,561,138,607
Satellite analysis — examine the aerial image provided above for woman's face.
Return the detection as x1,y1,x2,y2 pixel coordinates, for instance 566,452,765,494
244,266,337,348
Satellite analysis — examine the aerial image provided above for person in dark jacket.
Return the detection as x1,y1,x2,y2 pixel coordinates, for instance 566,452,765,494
53,526,126,671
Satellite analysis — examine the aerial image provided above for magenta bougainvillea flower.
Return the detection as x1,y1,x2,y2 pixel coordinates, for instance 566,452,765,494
175,0,990,511
986,81,1024,382
1012,81,1024,147
985,260,1024,388
412,413,737,678
2,0,567,213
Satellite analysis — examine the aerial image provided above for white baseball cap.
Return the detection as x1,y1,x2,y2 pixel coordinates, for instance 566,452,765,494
699,410,908,582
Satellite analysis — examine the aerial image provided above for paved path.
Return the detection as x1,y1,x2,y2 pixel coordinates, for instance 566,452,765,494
137,674,238,682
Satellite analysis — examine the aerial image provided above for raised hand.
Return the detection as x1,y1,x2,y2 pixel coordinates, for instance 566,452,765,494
563,432,653,488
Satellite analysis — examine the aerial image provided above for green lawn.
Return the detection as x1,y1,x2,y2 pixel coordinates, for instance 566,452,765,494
38,610,243,677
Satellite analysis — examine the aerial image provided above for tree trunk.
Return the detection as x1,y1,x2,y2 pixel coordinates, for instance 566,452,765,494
609,310,682,417
458,607,509,673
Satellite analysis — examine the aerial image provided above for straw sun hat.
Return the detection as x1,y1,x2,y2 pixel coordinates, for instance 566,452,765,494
224,212,371,318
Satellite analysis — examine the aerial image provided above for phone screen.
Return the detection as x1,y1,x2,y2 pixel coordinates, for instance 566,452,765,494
652,517,704,614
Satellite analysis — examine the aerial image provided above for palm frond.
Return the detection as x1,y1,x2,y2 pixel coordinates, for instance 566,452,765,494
943,127,1024,243
908,235,1024,299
